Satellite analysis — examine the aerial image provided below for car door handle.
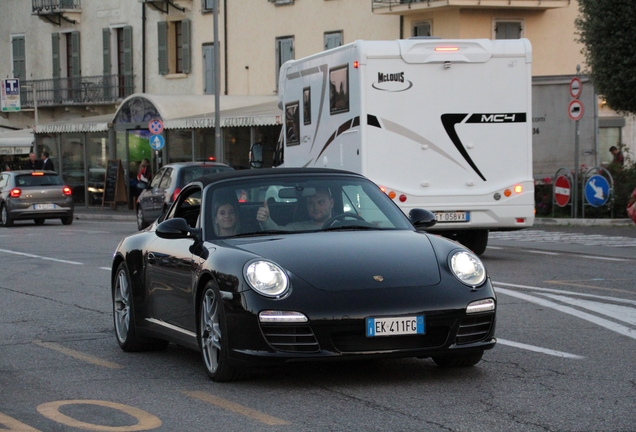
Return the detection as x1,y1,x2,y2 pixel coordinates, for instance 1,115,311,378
147,252,156,265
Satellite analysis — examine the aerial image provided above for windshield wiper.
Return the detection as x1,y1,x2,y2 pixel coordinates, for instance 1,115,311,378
232,229,290,238
321,225,381,232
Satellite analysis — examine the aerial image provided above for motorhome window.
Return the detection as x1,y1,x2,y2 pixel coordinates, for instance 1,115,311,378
285,101,301,146
303,87,311,125
329,65,349,115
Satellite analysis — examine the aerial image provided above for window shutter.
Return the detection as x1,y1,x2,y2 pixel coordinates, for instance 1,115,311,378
157,21,168,75
70,31,81,78
123,26,133,97
52,33,60,79
102,28,111,75
324,33,342,50
181,19,191,74
12,37,26,81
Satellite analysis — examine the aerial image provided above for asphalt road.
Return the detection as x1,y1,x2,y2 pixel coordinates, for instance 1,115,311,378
1,219,635,431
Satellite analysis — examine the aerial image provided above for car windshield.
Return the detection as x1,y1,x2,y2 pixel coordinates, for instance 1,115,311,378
15,174,64,187
204,174,413,238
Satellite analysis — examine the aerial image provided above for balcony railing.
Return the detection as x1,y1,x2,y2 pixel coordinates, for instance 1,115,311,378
32,0,81,12
20,75,134,108
372,0,570,12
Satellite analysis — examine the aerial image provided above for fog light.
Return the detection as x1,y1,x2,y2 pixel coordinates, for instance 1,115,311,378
466,299,495,314
259,310,308,323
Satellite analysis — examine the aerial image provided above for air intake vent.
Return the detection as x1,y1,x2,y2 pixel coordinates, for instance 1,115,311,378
261,325,320,353
456,314,494,344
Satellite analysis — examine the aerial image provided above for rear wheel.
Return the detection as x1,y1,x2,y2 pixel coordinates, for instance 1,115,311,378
61,215,73,225
34,218,45,225
199,282,242,382
137,207,149,230
459,230,488,256
432,351,483,368
113,262,167,352
1,204,13,227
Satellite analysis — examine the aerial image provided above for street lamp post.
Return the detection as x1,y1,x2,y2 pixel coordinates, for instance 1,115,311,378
213,0,222,163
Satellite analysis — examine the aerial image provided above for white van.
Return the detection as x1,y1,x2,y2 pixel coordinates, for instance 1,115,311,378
270,38,534,254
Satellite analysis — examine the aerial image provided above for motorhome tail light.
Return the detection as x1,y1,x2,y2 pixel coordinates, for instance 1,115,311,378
516,218,526,223
10,188,21,198
353,60,359,69
435,47,459,52
31,172,44,176
388,191,397,199
63,186,72,196
504,189,512,197
207,156,216,161
514,184,523,194
399,194,407,203
173,188,181,202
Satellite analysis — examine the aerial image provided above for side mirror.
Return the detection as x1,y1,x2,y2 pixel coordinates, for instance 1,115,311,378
136,181,148,190
408,208,437,230
249,142,263,168
156,218,200,240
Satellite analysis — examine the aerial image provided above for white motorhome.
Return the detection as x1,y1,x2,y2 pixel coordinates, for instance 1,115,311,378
273,38,534,254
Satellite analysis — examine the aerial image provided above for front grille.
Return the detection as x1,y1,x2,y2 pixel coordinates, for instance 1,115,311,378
332,325,449,353
260,325,320,353
456,314,494,344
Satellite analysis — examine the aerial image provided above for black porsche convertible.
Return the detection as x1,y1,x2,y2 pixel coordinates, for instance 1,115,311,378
111,168,496,381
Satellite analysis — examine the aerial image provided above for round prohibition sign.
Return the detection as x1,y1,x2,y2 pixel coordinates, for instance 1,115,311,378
568,99,584,121
37,399,162,431
569,77,582,99
554,175,571,207
148,118,164,135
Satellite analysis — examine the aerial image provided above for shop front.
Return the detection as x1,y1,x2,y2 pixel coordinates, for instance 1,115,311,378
0,129,35,170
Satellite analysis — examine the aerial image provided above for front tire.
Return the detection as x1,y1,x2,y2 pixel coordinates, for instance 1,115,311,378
199,282,241,382
113,262,167,352
1,204,13,227
432,351,484,368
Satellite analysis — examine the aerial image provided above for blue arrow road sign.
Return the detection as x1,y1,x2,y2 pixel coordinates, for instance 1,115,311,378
585,175,610,207
149,134,165,151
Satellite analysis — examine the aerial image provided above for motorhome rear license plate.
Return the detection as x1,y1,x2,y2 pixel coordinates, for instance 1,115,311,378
366,316,425,337
34,204,55,210
434,211,469,222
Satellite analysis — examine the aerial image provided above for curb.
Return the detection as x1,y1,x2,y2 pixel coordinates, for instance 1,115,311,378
534,218,634,227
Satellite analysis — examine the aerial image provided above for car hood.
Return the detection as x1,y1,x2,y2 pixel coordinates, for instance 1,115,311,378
228,230,441,291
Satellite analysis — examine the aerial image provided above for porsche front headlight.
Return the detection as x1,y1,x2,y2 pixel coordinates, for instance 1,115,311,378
244,260,289,298
450,251,486,287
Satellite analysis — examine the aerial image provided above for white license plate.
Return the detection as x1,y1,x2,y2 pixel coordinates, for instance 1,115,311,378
434,211,469,222
366,316,425,337
34,204,56,210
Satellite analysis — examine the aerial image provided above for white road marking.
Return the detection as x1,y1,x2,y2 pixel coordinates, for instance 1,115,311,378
0,248,83,265
100,267,111,271
496,338,584,359
525,250,560,255
541,294,636,326
495,287,636,341
579,255,628,262
494,282,636,305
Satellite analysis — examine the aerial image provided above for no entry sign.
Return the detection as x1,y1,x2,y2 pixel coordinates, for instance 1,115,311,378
554,175,571,207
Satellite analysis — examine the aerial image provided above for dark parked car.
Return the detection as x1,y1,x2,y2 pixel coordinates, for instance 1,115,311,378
136,161,233,230
112,168,496,382
0,170,74,227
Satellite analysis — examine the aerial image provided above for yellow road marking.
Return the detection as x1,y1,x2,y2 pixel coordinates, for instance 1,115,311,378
37,400,161,431
0,412,41,431
33,341,123,369
183,390,290,426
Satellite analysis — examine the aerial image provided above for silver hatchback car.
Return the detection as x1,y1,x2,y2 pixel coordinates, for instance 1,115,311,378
0,170,75,227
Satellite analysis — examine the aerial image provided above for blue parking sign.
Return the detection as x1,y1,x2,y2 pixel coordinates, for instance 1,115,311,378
584,175,610,207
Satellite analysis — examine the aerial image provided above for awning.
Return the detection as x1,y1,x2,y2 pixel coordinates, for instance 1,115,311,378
113,94,282,129
34,114,113,134
0,129,34,155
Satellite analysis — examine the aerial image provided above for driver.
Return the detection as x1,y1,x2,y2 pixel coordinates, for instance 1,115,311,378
256,188,334,231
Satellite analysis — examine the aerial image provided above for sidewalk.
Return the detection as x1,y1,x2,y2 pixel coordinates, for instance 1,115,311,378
72,205,634,226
